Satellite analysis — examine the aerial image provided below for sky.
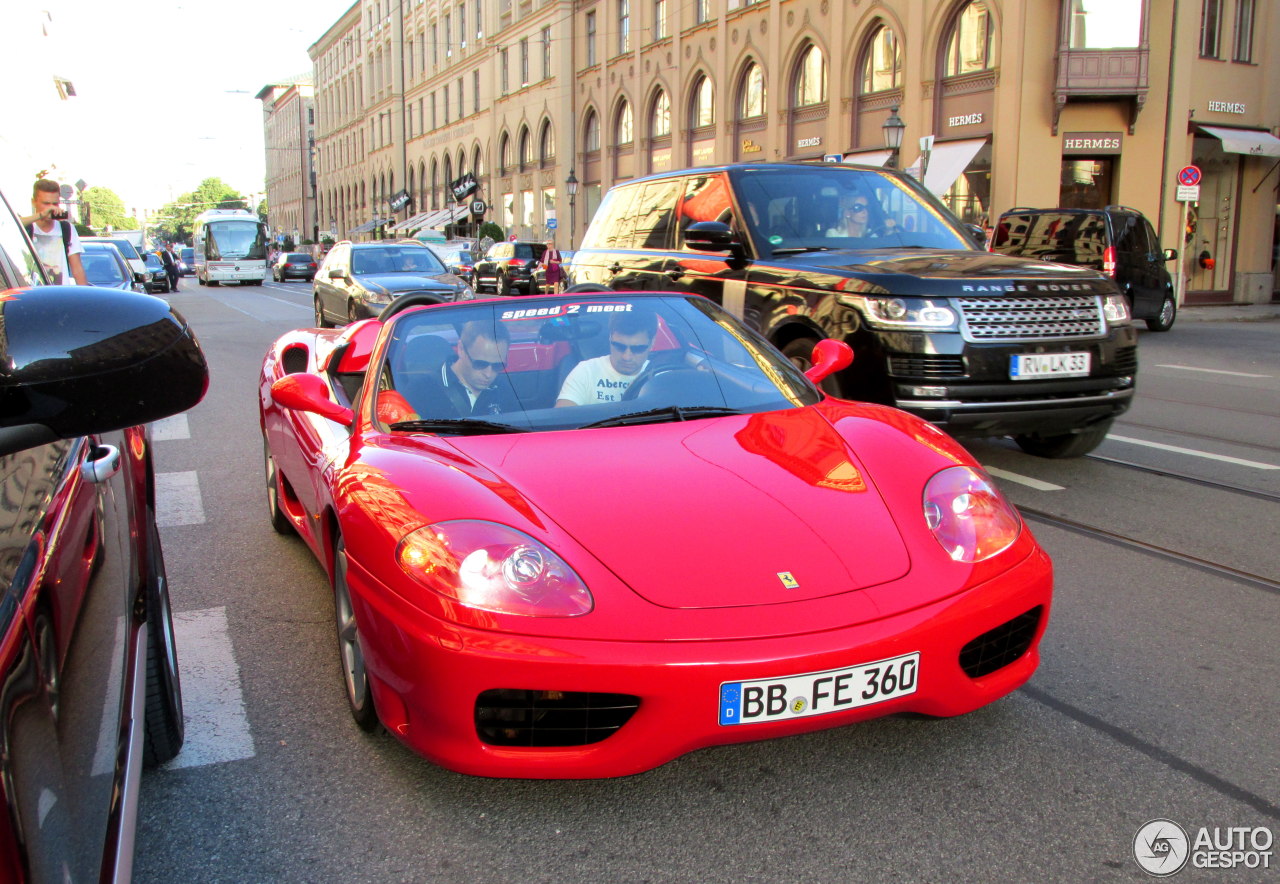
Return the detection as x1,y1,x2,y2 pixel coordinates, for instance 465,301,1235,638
10,0,355,214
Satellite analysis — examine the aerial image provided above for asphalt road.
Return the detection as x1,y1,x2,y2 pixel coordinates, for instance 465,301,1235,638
135,278,1279,882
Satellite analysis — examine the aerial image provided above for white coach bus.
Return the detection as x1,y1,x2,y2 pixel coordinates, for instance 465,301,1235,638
192,209,269,286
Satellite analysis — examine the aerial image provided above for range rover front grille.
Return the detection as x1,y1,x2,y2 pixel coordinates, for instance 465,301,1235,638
957,296,1105,341
887,354,967,378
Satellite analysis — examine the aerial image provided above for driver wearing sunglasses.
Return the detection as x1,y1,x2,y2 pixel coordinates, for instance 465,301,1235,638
556,309,659,407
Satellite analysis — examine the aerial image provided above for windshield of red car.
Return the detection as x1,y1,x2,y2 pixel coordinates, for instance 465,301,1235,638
376,294,821,433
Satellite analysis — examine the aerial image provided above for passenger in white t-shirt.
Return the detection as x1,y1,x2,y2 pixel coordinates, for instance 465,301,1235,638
22,179,87,285
556,309,659,407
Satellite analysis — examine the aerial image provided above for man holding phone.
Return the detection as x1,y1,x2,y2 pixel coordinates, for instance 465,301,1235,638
22,178,87,285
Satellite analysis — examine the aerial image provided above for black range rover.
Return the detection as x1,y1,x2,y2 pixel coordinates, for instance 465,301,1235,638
568,163,1138,457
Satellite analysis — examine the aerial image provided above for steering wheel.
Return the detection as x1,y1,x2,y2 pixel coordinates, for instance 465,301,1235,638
620,365,698,401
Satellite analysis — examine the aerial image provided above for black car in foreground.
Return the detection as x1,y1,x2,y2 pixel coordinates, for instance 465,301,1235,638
312,240,474,325
990,205,1178,331
569,163,1138,458
0,189,209,880
473,240,547,295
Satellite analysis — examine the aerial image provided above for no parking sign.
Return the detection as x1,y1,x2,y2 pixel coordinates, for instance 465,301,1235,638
1176,165,1201,201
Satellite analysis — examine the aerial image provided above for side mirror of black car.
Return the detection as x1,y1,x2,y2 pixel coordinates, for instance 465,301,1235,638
0,286,209,457
1163,248,1178,261
684,221,742,254
965,223,988,248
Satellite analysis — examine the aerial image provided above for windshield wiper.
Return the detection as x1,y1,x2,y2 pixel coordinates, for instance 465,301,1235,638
581,405,744,429
388,418,530,435
770,246,835,255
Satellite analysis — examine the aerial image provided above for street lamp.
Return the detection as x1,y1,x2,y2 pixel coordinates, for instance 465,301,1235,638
882,105,906,169
565,168,579,248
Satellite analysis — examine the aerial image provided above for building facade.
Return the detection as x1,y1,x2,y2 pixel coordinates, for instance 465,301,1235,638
257,79,318,246
303,0,1279,304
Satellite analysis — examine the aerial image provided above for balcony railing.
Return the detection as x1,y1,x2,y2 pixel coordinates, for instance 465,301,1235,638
1053,47,1149,134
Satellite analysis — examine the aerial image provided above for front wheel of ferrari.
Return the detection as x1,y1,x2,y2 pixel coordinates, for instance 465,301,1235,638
333,538,378,731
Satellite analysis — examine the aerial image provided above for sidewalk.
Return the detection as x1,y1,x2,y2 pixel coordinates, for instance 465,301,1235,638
1176,302,1280,323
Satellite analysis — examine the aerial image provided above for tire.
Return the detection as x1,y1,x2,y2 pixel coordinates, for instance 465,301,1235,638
499,273,512,296
1014,420,1113,459
264,439,294,535
1145,295,1176,332
781,336,842,396
197,274,206,286
347,300,360,325
142,514,184,766
333,537,378,731
315,295,332,328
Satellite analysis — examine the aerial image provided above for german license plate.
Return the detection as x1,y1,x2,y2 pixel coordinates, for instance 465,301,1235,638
718,652,919,726
1011,352,1090,379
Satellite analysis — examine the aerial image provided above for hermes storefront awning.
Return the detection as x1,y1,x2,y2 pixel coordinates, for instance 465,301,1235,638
842,149,894,168
922,138,988,196
1198,126,1280,158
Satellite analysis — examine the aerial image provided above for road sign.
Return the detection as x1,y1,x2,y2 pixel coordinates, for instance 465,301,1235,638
546,218,558,229
822,154,844,163
1176,184,1201,202
1177,165,1201,187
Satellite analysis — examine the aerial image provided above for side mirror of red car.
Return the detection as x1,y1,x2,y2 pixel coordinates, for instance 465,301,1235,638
804,339,854,384
271,374,354,426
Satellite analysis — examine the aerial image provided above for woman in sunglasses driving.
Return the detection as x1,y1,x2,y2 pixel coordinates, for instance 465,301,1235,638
826,193,878,238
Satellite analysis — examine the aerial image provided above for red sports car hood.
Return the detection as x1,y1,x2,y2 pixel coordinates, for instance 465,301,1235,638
452,408,911,609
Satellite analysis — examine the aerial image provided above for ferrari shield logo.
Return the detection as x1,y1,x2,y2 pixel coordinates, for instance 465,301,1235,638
777,572,799,589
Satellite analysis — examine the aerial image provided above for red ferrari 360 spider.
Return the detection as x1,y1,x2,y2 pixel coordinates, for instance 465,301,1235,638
259,292,1052,778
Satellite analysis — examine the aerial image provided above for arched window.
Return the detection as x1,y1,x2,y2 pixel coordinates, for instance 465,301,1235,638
430,161,439,209
583,109,601,153
518,125,532,168
794,43,826,107
539,119,555,163
498,132,510,173
651,89,671,137
944,1,994,76
419,160,427,209
690,75,714,128
443,155,453,194
738,61,766,119
859,24,901,94
472,145,483,178
615,99,633,145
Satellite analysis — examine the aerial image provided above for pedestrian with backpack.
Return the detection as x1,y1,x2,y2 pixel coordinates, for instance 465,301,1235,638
22,178,87,285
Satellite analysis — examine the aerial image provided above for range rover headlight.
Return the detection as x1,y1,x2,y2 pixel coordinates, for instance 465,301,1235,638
861,297,958,331
1103,293,1131,326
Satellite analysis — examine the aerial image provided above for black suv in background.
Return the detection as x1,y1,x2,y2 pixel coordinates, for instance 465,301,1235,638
473,240,547,295
568,163,1139,458
990,205,1178,331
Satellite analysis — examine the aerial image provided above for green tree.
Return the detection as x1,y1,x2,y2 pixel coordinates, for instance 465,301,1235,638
478,221,504,243
152,177,250,243
82,186,136,232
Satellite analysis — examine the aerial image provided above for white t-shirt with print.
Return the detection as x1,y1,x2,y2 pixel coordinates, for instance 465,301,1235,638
558,355,649,405
29,221,83,284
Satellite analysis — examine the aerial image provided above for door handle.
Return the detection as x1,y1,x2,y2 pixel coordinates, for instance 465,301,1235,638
607,263,623,275
665,268,685,281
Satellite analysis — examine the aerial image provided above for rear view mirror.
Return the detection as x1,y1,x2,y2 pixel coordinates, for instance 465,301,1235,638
684,221,743,255
329,268,345,279
271,373,354,426
0,286,209,456
804,339,854,384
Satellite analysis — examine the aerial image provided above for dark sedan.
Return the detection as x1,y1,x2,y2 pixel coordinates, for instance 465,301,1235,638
142,252,171,293
272,251,319,282
0,188,209,881
312,241,474,326
80,241,143,291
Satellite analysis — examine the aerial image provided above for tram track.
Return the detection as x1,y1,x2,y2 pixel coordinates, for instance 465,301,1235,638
1084,453,1280,504
1018,507,1280,595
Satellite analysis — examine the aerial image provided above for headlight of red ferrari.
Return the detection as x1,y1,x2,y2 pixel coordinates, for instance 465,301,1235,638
922,466,1021,563
396,520,593,617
